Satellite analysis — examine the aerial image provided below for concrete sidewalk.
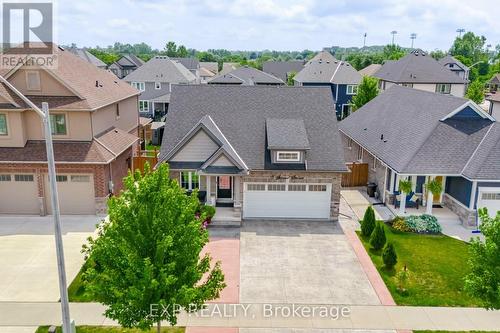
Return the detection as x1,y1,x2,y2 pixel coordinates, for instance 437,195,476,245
341,190,383,221
0,302,499,331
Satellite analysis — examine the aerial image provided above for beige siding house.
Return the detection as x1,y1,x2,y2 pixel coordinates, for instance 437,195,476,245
0,46,140,215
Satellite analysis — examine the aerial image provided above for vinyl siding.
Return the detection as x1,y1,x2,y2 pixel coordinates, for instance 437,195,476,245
170,129,219,162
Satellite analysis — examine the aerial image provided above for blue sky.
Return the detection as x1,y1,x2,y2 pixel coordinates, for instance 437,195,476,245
55,0,499,51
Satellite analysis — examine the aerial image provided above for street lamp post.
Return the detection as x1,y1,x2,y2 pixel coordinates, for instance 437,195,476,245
363,33,367,48
0,76,73,333
456,28,465,38
391,31,398,45
410,33,417,49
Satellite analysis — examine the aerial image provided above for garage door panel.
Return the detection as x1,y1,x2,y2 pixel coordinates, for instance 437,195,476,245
478,188,500,218
243,183,331,219
45,174,95,215
0,173,39,214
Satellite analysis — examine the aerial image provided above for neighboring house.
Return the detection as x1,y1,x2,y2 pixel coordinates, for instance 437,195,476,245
109,54,145,79
439,55,470,81
488,73,500,92
374,49,468,97
486,92,500,119
208,66,284,86
339,85,500,226
123,56,197,119
200,62,219,75
0,46,140,215
158,85,348,221
67,47,107,69
294,51,362,120
199,67,216,83
359,64,382,77
171,57,200,79
262,60,306,82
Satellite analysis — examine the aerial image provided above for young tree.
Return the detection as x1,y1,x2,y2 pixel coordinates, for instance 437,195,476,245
361,206,376,237
398,179,413,216
466,80,485,104
382,242,398,269
287,71,297,86
370,222,386,250
465,208,500,309
177,45,189,58
83,164,226,331
425,178,443,215
351,76,379,111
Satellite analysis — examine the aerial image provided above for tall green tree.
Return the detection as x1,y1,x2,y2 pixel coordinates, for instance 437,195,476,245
466,80,485,104
465,208,500,309
383,44,406,60
177,45,189,58
351,76,379,110
165,41,178,57
450,32,487,65
82,164,226,331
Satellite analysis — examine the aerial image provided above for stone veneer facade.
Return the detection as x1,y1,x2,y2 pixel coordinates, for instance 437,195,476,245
443,194,477,227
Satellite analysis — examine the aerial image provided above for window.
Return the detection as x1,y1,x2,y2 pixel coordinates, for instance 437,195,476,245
481,192,500,200
180,171,199,190
131,82,145,91
357,146,363,161
401,83,413,88
26,71,41,90
71,175,90,182
0,174,11,181
288,184,306,191
139,100,149,113
115,104,120,119
309,184,327,192
0,114,7,135
50,114,67,135
56,175,68,182
346,85,358,95
276,151,301,162
247,184,266,191
267,184,286,191
14,174,34,182
436,83,451,94
155,82,161,90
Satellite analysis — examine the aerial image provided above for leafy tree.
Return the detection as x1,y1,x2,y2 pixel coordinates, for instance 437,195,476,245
430,49,446,60
88,48,120,65
466,80,485,104
383,44,406,60
382,242,398,269
361,206,376,237
465,208,500,309
177,45,189,58
165,41,178,57
370,222,386,250
82,164,226,331
197,51,217,62
450,32,487,65
287,71,297,86
351,76,379,110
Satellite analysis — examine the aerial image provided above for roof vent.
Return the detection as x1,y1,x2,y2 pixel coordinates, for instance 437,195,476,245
380,134,384,140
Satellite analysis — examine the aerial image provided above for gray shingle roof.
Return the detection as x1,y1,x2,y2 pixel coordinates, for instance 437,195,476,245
208,66,284,85
294,51,361,84
339,85,500,179
200,62,219,74
171,57,200,71
123,56,196,83
116,54,144,68
438,55,469,71
160,85,347,172
374,49,468,84
262,60,305,81
359,64,382,77
266,118,310,150
67,48,107,68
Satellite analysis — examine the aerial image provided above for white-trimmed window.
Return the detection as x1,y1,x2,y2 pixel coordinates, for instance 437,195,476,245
131,82,145,91
481,192,500,200
276,151,301,162
436,83,451,94
0,174,11,181
14,174,34,182
155,82,161,90
247,184,266,191
139,100,149,113
268,184,286,191
357,146,363,161
50,114,67,135
26,71,41,91
180,171,199,190
0,114,7,135
71,175,90,182
56,175,68,182
346,85,358,95
309,184,327,192
288,184,306,191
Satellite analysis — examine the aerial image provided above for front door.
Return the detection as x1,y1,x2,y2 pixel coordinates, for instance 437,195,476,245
217,176,232,200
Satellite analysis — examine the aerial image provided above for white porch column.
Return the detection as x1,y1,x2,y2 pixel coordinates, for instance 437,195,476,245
425,176,434,215
206,175,211,205
469,181,477,210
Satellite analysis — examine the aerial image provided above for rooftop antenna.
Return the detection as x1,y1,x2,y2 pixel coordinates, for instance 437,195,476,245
391,31,398,45
410,33,417,49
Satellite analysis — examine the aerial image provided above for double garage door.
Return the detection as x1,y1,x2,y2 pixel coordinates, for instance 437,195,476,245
477,188,500,218
243,182,332,219
45,174,95,215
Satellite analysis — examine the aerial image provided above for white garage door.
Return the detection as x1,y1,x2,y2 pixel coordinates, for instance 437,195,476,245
477,188,500,218
243,182,332,219
0,173,39,214
45,174,95,215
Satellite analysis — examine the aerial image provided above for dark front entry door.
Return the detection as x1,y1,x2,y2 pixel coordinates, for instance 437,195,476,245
217,176,232,199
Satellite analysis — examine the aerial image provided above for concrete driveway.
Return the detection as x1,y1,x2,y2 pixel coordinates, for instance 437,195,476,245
0,215,100,301
240,220,380,305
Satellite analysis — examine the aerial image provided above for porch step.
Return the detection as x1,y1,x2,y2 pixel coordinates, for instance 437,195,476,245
211,207,241,227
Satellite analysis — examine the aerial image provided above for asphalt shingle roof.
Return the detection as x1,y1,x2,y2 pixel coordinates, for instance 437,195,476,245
123,56,196,83
359,64,382,77
438,55,469,71
374,49,468,84
262,60,305,82
208,66,284,85
294,51,361,84
160,85,347,172
67,48,107,68
266,118,310,150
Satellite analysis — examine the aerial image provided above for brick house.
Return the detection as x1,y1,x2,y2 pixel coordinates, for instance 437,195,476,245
0,46,140,215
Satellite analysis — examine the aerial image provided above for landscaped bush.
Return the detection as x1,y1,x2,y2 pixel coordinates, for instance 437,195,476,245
370,222,386,250
404,214,441,234
391,216,412,232
361,206,376,237
382,242,398,269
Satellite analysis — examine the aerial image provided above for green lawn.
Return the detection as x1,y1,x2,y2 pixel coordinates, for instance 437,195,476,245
357,224,483,307
67,261,94,302
35,327,184,333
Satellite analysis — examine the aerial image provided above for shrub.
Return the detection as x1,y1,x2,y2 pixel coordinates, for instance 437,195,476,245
370,222,386,250
202,205,216,219
420,214,442,233
382,242,398,269
396,265,410,294
404,214,441,234
391,216,412,232
361,206,376,237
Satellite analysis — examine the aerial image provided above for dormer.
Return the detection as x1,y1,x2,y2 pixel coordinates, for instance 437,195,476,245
266,118,310,165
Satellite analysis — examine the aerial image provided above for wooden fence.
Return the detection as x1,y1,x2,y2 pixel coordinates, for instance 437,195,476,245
132,150,158,174
341,163,369,187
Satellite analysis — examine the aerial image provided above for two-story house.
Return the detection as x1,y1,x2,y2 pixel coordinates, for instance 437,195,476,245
374,49,468,97
293,51,362,120
0,46,140,215
109,54,145,79
439,55,470,81
123,56,197,119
